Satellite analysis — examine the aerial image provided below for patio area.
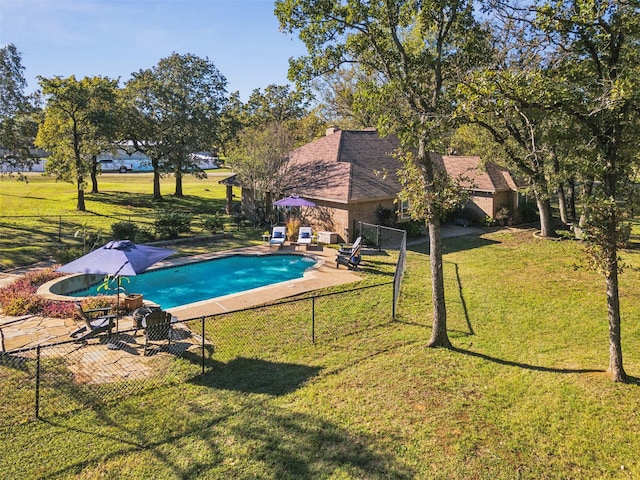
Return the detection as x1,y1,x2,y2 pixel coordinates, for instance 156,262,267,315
1,243,362,353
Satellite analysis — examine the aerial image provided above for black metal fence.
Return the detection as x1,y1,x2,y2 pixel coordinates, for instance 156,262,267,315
0,282,395,426
0,212,251,269
0,224,407,427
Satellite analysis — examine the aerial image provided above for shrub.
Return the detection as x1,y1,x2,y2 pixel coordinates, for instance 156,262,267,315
0,283,45,315
286,218,301,241
41,301,76,319
53,246,85,264
202,212,225,234
402,220,423,238
517,201,539,224
375,204,396,227
136,226,156,243
111,221,139,241
0,267,79,317
495,207,511,226
154,210,192,239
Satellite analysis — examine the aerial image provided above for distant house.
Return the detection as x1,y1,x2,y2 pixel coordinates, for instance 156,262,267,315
229,128,524,243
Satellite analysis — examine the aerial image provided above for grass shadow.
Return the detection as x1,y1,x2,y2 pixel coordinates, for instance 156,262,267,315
408,232,501,255
190,357,322,396
451,346,606,375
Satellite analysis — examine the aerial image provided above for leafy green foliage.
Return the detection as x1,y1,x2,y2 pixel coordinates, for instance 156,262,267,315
0,43,40,173
110,221,140,241
154,210,193,239
122,53,228,198
201,212,225,234
35,75,119,210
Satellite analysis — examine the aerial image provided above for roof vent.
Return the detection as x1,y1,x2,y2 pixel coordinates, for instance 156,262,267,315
326,127,339,136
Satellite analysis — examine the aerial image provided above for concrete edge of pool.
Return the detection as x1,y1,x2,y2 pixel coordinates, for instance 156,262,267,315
37,244,363,320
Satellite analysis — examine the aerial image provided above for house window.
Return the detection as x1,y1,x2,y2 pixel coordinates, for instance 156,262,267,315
398,199,411,221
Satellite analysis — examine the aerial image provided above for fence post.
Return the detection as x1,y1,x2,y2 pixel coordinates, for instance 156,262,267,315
35,345,41,420
392,277,397,321
201,316,206,374
311,297,316,344
377,225,381,251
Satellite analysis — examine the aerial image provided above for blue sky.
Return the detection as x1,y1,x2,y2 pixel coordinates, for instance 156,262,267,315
0,0,308,100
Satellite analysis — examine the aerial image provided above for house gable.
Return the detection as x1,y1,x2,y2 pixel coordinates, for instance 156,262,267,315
288,129,402,204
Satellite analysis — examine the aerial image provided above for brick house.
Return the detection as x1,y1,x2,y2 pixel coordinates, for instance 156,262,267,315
229,128,523,243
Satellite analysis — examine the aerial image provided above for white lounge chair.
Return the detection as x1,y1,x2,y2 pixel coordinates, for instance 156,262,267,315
269,226,286,248
297,226,313,248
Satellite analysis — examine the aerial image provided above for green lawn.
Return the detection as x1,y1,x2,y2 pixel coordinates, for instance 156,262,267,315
0,171,257,269
2,175,640,478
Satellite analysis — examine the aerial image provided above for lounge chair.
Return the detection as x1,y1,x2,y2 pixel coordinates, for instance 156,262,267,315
269,226,287,248
297,226,313,248
338,236,362,255
143,310,174,355
71,301,116,342
336,237,362,270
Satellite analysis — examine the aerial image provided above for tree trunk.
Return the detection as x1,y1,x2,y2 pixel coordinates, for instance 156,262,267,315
606,262,626,382
416,135,451,349
577,178,594,236
603,158,626,382
174,171,183,197
566,177,576,222
427,218,451,348
536,196,556,238
551,153,568,226
76,176,85,211
557,185,568,226
90,156,99,193
225,185,233,214
152,161,162,201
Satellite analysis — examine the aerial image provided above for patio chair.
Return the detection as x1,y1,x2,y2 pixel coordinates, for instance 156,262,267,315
71,301,116,342
143,310,174,355
337,237,362,270
269,226,287,249
297,226,313,248
338,236,362,255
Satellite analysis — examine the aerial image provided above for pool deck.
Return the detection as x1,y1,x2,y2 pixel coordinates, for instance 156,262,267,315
0,243,362,351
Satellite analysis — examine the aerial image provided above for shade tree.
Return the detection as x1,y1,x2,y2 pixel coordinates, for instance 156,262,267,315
123,53,227,199
276,0,492,347
0,43,41,174
34,75,119,211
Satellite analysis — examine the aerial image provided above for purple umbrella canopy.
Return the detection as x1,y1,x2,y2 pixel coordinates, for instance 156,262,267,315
57,240,174,276
272,195,316,207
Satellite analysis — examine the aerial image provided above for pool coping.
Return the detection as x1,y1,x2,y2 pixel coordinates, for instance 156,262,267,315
38,243,363,320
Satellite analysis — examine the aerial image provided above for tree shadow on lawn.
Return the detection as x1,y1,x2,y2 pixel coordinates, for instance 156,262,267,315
409,232,501,255
36,358,415,479
451,346,606,375
40,400,415,480
189,356,322,396
88,191,228,214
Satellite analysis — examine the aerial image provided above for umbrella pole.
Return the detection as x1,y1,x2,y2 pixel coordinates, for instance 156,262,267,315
116,276,120,333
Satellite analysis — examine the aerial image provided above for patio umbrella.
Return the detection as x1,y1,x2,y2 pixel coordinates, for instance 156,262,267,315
57,240,174,327
272,195,316,207
272,195,316,225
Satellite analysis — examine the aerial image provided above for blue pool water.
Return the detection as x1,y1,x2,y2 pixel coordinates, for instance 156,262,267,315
70,254,317,309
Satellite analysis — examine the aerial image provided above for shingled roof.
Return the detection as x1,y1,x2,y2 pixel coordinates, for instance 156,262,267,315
288,129,521,203
288,128,402,204
434,155,524,193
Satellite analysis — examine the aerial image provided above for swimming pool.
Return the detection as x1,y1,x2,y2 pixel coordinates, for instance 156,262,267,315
69,254,317,309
